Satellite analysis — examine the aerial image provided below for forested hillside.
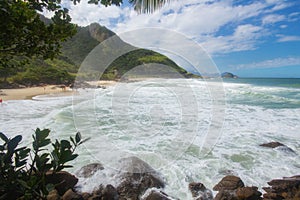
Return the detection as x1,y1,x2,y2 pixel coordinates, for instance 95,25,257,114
1,21,197,88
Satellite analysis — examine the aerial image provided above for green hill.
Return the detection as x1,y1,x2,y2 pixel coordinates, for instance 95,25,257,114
2,22,198,87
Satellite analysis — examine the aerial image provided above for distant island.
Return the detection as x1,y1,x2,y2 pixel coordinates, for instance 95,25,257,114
221,72,238,78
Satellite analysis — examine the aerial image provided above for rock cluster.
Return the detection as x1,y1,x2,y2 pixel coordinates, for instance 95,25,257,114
213,175,262,200
263,175,300,200
45,157,300,200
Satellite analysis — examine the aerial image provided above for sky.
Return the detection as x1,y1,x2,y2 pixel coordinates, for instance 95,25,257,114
45,0,300,78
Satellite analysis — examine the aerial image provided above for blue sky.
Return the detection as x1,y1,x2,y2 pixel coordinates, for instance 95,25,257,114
46,0,300,78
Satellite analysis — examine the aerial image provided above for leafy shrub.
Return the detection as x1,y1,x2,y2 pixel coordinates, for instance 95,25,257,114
0,128,86,199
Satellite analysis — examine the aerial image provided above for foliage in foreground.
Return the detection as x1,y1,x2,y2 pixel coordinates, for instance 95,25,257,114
0,128,86,199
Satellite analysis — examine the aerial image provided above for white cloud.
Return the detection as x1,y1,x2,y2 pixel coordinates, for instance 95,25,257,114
280,24,287,29
288,12,300,22
66,1,124,27
277,35,300,42
200,24,265,53
234,57,300,69
262,14,285,25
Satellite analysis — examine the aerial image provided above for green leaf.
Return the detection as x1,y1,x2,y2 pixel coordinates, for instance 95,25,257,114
0,132,9,143
60,140,71,149
7,135,22,153
35,128,50,140
75,132,81,143
70,136,75,146
78,137,91,145
38,138,51,148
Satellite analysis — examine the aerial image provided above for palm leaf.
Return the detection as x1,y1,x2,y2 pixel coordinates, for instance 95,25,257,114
128,0,172,13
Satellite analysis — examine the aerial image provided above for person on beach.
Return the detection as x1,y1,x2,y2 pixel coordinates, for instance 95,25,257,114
0,98,2,103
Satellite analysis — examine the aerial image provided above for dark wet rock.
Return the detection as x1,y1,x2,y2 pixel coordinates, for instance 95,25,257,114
259,142,285,148
47,189,60,200
88,195,101,200
214,190,237,200
236,186,262,200
62,189,83,200
213,176,261,200
76,163,104,178
141,188,175,200
46,171,78,196
101,184,118,200
263,175,300,200
213,176,245,191
81,192,91,200
116,156,165,200
260,142,296,155
189,182,213,200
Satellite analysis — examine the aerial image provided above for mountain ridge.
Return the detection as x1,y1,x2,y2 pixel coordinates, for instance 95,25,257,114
1,21,199,87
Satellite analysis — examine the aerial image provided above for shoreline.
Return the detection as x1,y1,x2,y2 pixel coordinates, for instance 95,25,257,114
0,81,117,101
0,85,73,101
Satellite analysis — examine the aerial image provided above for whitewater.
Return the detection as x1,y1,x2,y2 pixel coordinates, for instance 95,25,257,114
0,78,299,199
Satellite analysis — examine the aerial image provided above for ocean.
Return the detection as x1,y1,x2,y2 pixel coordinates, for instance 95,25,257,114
0,78,300,199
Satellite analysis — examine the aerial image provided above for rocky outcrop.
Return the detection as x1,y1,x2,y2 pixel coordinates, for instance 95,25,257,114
76,163,104,178
189,182,213,200
62,189,83,200
46,171,78,196
47,189,60,200
141,188,175,200
213,175,261,200
263,175,300,200
259,142,285,148
213,176,245,191
236,187,262,200
260,142,296,154
44,159,300,200
115,156,165,200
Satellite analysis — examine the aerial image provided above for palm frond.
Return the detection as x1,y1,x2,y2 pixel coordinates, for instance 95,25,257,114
128,0,172,13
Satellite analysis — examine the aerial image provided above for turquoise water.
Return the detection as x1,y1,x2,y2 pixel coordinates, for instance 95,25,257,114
223,78,300,109
0,78,299,199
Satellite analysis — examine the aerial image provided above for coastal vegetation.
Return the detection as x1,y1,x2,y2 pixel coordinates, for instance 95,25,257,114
0,129,85,199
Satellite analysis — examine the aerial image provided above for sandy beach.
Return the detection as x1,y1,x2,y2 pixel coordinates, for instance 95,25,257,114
0,81,117,101
0,85,74,101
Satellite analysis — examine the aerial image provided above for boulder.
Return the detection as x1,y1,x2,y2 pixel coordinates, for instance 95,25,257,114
76,163,104,178
259,142,285,148
189,182,213,200
236,187,262,200
81,192,91,200
213,176,262,200
260,142,296,154
46,171,78,196
263,175,300,200
47,189,61,200
62,189,83,200
213,176,244,191
141,188,174,200
116,156,165,200
101,185,118,200
214,190,237,200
